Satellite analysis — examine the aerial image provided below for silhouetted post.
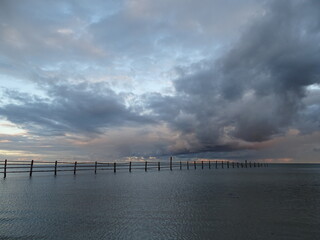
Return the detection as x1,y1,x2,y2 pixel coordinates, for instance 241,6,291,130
245,160,248,168
232,162,235,168
95,161,98,174
4,159,7,178
215,161,218,169
29,160,34,177
227,161,229,168
202,161,204,169
170,156,173,171
194,161,196,170
237,162,239,168
241,163,243,168
114,162,116,173
187,161,189,170
73,161,77,175
158,161,160,171
222,161,224,169
249,162,252,168
54,161,57,176
180,161,182,170
209,160,211,169
254,162,256,167
129,162,132,172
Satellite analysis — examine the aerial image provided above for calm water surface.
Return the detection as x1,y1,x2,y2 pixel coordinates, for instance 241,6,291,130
1,164,320,239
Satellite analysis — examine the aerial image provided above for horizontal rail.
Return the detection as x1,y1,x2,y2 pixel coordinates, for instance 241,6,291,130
1,159,268,178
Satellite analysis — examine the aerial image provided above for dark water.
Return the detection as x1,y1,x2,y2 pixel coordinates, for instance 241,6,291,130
1,165,320,239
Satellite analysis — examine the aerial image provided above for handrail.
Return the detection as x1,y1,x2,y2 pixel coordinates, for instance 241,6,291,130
1,159,268,178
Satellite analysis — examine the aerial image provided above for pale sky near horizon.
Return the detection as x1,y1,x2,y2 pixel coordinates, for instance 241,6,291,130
0,0,319,162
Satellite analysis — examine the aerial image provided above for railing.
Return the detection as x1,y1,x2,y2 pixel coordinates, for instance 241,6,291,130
0,159,268,178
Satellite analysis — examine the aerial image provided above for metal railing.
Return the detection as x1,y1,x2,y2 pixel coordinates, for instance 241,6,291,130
1,159,268,178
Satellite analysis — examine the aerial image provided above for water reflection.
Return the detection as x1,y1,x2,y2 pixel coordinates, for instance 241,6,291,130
1,167,320,239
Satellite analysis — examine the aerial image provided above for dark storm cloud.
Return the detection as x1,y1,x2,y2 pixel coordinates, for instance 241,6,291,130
147,0,320,153
0,82,152,136
0,0,319,161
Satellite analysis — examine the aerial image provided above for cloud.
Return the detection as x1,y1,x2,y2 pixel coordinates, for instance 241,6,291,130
0,81,152,136
146,0,320,154
0,0,319,161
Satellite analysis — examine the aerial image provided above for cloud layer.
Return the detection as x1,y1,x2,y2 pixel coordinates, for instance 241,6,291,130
0,0,319,162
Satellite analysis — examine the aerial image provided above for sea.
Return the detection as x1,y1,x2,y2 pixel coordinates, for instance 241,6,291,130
1,164,320,240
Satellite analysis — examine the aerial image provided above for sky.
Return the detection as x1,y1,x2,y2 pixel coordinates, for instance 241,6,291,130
0,0,319,163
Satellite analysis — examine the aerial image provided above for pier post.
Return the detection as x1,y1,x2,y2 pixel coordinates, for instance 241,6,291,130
187,161,189,170
73,161,77,175
237,162,239,168
114,162,116,173
222,161,224,169
227,161,229,168
232,162,235,168
245,160,248,168
54,161,57,176
170,156,173,171
215,161,218,169
249,162,252,168
129,161,132,172
158,161,160,171
29,160,34,177
145,161,147,172
241,163,244,168
194,161,196,170
95,161,97,174
4,159,7,178
209,160,211,169
202,161,204,169
180,161,182,170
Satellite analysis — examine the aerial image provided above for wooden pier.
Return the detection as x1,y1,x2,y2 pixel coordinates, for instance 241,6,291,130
1,159,268,178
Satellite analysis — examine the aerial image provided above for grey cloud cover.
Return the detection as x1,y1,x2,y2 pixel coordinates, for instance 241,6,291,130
1,82,152,136
0,0,319,162
147,0,320,152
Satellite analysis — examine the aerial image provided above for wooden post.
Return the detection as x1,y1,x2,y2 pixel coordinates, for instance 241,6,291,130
114,162,116,173
241,163,244,168
54,161,57,176
232,162,235,168
145,161,147,172
215,161,218,169
249,162,252,168
4,159,7,178
187,161,189,170
245,160,248,168
170,156,173,171
202,161,204,169
180,161,182,170
194,161,196,170
95,161,98,174
73,161,77,175
209,160,211,169
237,162,239,168
129,161,132,172
29,160,34,177
222,161,224,169
227,161,229,168
158,161,160,171
254,162,256,167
